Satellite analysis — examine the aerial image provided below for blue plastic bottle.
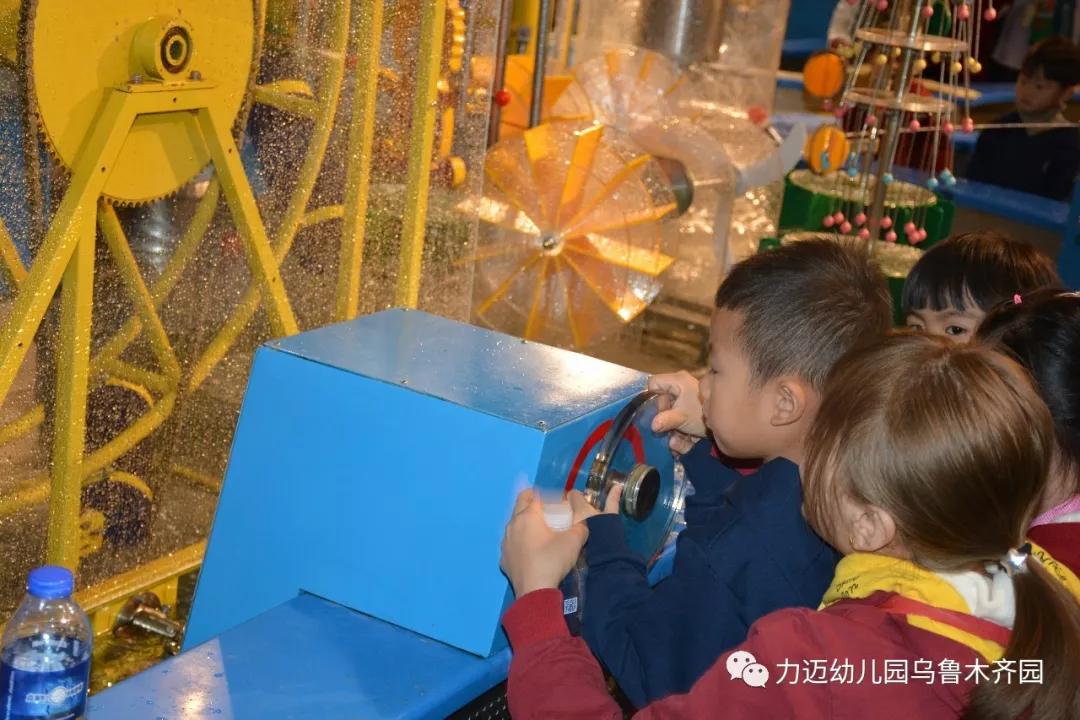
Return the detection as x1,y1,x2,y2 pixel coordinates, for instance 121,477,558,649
0,567,92,720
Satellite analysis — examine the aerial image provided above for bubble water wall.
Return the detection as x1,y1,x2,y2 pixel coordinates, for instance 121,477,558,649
0,0,498,631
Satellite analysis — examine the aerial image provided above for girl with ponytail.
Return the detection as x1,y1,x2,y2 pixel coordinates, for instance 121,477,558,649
979,288,1080,576
498,333,1080,719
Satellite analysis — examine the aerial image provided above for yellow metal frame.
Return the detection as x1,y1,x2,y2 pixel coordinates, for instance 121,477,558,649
336,0,385,321
187,0,351,392
0,0,464,647
396,0,447,308
0,80,297,570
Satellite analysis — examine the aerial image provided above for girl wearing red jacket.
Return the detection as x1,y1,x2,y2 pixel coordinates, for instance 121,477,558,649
980,288,1080,577
499,333,1080,719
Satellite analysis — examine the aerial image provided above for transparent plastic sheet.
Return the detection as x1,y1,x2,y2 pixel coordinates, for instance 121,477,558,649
0,0,497,619
465,121,677,348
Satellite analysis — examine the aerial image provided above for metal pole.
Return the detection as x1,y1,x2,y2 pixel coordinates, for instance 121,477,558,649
488,0,515,147
529,0,553,128
865,0,926,253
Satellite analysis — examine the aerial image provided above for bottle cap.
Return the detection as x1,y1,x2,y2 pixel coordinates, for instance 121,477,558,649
542,503,573,532
28,566,74,599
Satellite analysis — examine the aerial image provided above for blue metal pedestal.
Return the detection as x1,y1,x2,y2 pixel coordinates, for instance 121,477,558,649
88,593,511,719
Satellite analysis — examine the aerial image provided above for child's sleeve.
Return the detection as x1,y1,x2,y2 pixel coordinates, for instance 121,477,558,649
504,593,831,719
1042,138,1080,201
581,513,750,708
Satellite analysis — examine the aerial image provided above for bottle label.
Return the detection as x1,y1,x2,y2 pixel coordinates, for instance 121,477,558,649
0,657,89,720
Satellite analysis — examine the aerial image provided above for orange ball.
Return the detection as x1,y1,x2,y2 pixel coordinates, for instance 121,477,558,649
803,51,846,99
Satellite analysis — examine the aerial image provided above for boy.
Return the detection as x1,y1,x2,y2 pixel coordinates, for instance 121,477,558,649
568,239,894,707
902,231,1060,342
966,37,1080,201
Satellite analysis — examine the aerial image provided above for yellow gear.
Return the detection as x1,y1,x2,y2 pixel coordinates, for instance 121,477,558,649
13,0,258,204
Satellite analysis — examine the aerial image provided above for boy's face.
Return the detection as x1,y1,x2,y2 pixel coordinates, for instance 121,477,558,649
905,305,984,343
1016,67,1071,114
700,310,781,460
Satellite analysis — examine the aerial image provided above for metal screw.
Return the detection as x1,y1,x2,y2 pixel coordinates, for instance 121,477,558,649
401,379,409,385
130,74,143,84
189,70,202,81
536,420,547,430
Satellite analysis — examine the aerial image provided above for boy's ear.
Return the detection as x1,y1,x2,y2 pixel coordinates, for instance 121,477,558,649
768,376,813,427
849,504,898,554
1057,84,1077,106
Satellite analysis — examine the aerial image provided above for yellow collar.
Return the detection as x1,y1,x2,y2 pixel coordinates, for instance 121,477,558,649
820,543,1080,662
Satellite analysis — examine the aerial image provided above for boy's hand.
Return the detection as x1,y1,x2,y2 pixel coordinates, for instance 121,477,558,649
567,486,623,524
648,371,706,454
501,490,588,597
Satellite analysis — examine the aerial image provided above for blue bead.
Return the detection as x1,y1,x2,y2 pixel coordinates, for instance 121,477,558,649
882,173,894,185
926,177,940,190
847,167,858,178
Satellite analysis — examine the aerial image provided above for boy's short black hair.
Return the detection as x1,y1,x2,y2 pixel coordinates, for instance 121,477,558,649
715,238,892,390
901,232,1060,315
1021,36,1080,86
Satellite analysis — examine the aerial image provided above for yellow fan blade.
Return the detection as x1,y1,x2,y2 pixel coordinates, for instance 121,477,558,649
524,257,551,339
605,49,621,83
484,157,543,227
566,233,674,277
477,252,543,315
562,252,648,321
456,195,541,237
562,154,651,233
638,51,657,81
556,124,605,226
566,202,677,241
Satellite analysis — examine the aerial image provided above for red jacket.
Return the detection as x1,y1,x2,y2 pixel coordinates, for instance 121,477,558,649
503,590,988,718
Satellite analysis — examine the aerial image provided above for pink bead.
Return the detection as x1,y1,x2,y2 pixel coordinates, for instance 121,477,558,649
984,7,998,21
855,213,867,226
942,121,955,134
957,4,971,20
962,117,975,132
918,229,928,241
880,216,894,229
885,231,898,242
922,5,934,18
823,216,836,228
904,221,917,234
834,212,846,223
823,98,834,111
876,0,888,11
840,221,853,234
834,106,848,119
909,119,922,131
858,228,871,240
866,114,878,126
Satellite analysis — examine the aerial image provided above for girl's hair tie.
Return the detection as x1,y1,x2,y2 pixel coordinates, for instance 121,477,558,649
1013,293,1023,305
1003,542,1032,575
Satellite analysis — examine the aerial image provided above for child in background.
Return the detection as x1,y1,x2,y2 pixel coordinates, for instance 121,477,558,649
903,231,1059,341
499,333,1080,719
565,239,893,707
967,37,1080,201
979,289,1080,575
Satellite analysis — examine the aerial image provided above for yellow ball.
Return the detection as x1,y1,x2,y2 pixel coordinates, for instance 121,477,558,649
931,51,942,63
971,60,983,74
951,60,964,74
914,58,928,73
892,47,903,58
875,53,889,66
